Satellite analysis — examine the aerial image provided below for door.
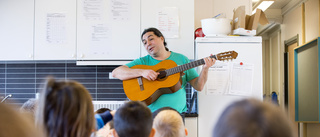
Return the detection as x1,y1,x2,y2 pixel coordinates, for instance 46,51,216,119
285,37,299,136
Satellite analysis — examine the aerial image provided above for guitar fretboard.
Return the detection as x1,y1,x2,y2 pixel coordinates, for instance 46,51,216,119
165,54,216,76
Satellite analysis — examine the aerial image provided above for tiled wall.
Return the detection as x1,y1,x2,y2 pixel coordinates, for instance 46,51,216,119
0,61,197,114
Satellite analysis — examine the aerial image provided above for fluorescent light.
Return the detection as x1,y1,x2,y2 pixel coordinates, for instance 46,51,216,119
252,0,274,14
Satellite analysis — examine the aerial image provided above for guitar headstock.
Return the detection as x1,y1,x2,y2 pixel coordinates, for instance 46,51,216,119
215,51,238,61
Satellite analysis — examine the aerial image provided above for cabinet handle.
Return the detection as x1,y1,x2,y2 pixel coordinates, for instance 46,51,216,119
29,54,33,58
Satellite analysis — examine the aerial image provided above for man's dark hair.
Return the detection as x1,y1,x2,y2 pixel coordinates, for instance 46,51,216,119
113,101,153,137
141,27,169,51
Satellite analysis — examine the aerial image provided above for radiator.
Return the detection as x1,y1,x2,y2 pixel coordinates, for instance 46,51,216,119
92,101,126,111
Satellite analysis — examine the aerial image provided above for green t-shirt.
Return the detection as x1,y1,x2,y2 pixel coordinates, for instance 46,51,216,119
126,51,199,113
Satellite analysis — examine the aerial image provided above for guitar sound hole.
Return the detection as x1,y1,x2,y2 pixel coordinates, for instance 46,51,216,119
158,75,166,80
157,69,167,81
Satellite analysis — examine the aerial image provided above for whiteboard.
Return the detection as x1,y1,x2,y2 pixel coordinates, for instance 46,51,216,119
34,0,77,60
77,0,141,60
0,0,34,60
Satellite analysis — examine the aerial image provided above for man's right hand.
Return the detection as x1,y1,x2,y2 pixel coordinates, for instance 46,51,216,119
141,69,159,81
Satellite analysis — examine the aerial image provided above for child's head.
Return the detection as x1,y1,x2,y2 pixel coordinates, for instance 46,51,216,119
0,103,43,137
36,77,95,137
213,98,295,137
113,101,154,137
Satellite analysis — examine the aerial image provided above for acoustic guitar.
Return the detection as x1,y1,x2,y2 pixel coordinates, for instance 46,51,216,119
123,51,238,105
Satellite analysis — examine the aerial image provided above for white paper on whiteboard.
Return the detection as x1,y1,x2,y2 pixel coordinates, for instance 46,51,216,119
228,62,254,96
156,7,179,38
110,0,131,21
206,62,230,95
82,0,104,21
46,13,67,44
89,23,112,55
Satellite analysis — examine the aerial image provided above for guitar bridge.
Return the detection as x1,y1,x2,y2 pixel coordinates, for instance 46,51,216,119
137,77,144,91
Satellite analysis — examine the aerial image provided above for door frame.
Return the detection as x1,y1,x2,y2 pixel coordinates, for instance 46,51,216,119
284,34,299,109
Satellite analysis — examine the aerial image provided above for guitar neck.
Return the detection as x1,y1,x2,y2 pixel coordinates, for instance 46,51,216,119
165,54,217,76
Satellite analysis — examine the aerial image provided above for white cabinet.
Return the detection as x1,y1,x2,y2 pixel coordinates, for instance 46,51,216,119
196,37,263,137
34,0,76,60
1,0,195,61
185,117,198,137
141,0,195,59
76,0,141,60
0,0,34,60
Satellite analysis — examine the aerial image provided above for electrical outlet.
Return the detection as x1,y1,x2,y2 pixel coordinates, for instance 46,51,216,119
109,72,116,79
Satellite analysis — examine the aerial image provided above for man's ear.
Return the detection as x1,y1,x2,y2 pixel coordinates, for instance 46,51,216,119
112,129,119,137
160,36,164,41
149,128,156,137
185,128,188,136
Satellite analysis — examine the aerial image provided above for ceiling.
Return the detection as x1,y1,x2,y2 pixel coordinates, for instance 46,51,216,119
254,0,294,34
253,0,292,9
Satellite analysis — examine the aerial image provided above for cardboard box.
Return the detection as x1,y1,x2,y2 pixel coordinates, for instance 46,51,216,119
232,6,269,35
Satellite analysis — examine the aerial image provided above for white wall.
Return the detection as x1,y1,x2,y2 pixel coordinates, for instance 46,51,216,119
280,6,302,136
281,3,302,46
194,0,251,29
304,0,320,135
281,0,320,136
194,0,214,29
305,0,319,41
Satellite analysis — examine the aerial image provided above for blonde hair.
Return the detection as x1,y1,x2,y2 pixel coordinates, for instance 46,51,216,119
0,103,43,137
153,109,186,137
36,77,95,137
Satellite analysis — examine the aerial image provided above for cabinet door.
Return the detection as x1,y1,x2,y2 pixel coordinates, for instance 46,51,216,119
141,0,194,59
0,0,34,60
34,0,76,60
185,117,198,137
77,0,140,60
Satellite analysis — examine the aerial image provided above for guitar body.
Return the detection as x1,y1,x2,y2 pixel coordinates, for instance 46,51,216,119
123,60,181,105
122,51,238,105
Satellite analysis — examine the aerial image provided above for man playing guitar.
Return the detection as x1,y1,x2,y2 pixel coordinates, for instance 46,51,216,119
112,27,216,113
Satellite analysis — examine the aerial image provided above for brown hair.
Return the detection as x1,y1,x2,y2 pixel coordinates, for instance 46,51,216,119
113,101,153,137
95,107,111,114
213,98,295,137
36,77,95,137
0,103,43,137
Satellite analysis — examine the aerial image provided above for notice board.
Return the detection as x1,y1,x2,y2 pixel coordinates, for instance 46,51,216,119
294,37,320,123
